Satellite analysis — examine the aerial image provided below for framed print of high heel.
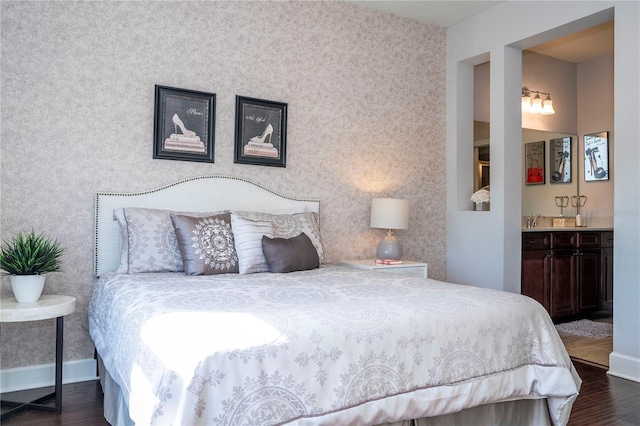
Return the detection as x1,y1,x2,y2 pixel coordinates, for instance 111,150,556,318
234,95,287,168
153,85,215,163
584,131,609,181
550,136,572,184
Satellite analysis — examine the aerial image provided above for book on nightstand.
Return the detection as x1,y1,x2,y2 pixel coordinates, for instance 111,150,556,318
375,259,403,265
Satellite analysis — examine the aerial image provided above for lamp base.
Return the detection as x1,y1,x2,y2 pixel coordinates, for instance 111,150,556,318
376,230,403,260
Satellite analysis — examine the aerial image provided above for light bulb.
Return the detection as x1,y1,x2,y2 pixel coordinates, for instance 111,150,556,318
521,95,531,113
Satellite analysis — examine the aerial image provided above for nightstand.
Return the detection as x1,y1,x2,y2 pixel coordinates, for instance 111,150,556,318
338,259,428,278
0,295,76,420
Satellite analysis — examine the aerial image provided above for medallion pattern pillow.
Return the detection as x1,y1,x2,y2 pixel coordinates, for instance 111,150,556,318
170,213,239,275
115,208,221,273
121,208,184,273
233,211,324,263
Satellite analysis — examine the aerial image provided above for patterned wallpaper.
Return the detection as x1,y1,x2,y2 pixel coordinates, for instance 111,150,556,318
0,2,446,369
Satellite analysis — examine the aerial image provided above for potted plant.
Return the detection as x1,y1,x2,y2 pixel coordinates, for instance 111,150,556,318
0,230,64,303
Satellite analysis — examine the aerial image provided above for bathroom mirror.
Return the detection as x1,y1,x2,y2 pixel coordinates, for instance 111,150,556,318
522,128,578,217
473,122,579,217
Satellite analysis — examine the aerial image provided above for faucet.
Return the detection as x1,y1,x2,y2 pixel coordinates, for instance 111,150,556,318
526,214,542,229
531,214,542,228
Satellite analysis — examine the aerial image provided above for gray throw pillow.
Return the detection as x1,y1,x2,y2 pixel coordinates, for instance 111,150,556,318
261,233,320,273
170,212,239,275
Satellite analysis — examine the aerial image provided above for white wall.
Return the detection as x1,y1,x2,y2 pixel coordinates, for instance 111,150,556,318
447,1,640,382
577,55,615,225
522,52,578,134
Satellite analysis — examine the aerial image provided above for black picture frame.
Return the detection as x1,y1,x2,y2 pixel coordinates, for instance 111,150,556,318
234,96,287,167
549,137,572,184
153,85,215,163
525,141,545,185
584,131,609,181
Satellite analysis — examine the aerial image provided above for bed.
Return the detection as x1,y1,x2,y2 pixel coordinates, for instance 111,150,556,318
89,175,581,425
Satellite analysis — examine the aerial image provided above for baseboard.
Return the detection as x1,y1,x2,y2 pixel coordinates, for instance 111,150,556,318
0,358,97,393
608,351,640,383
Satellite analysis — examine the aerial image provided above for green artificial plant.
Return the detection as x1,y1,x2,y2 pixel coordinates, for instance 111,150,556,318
0,230,64,275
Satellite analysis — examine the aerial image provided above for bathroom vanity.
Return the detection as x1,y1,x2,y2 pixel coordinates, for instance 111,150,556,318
521,228,613,320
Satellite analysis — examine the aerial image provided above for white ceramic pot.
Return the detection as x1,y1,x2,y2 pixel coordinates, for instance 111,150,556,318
10,274,46,303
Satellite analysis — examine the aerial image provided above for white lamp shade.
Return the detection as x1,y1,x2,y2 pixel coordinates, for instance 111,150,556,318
530,94,543,114
541,97,555,115
370,198,409,230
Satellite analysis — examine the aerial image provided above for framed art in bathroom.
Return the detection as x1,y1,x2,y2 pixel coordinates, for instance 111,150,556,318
549,136,572,183
153,85,216,163
525,141,545,185
584,131,609,181
234,96,287,167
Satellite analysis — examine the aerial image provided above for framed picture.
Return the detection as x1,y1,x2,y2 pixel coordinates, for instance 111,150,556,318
153,85,215,163
525,141,545,185
234,96,287,167
584,131,609,181
549,137,572,183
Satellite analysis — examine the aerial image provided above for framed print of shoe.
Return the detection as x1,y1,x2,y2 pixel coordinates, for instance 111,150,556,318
584,131,609,182
153,85,216,163
234,95,287,168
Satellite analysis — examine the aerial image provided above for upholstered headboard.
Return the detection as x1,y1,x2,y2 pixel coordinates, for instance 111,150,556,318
94,175,320,276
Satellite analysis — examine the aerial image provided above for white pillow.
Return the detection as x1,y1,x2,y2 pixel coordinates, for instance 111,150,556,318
232,211,324,263
230,215,274,274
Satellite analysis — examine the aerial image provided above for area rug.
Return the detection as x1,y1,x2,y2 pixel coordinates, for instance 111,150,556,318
555,319,613,339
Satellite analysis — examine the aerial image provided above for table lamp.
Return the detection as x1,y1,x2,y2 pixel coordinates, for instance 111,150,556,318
370,198,409,260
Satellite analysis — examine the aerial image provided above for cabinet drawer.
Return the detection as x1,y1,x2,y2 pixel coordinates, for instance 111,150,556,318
552,232,577,249
523,233,550,250
601,231,614,248
578,232,600,248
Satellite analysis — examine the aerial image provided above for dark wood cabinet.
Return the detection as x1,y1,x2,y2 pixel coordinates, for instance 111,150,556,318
521,233,552,311
522,249,551,311
522,230,612,320
549,248,578,318
578,248,601,311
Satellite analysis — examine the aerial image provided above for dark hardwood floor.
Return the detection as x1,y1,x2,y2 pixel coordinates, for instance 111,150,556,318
1,380,108,426
2,361,639,425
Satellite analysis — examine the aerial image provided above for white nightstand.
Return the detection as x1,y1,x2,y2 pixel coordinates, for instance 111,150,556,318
338,260,428,278
0,295,76,420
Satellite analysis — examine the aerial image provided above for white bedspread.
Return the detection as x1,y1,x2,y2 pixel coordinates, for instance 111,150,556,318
88,266,580,425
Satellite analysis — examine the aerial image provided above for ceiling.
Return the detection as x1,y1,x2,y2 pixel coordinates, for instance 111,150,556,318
349,1,502,28
526,21,614,64
350,1,614,63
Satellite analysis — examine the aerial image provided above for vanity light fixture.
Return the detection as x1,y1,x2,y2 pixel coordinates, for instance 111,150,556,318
522,87,555,115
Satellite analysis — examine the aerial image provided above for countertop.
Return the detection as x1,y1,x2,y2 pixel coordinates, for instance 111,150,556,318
522,226,613,232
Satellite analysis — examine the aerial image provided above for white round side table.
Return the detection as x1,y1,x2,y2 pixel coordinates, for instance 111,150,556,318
0,295,76,420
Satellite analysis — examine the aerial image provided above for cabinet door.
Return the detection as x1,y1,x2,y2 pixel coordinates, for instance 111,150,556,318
550,249,578,318
601,246,614,311
521,250,551,311
579,249,601,312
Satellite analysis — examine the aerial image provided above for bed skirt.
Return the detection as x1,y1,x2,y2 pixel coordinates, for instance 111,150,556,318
96,354,551,426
